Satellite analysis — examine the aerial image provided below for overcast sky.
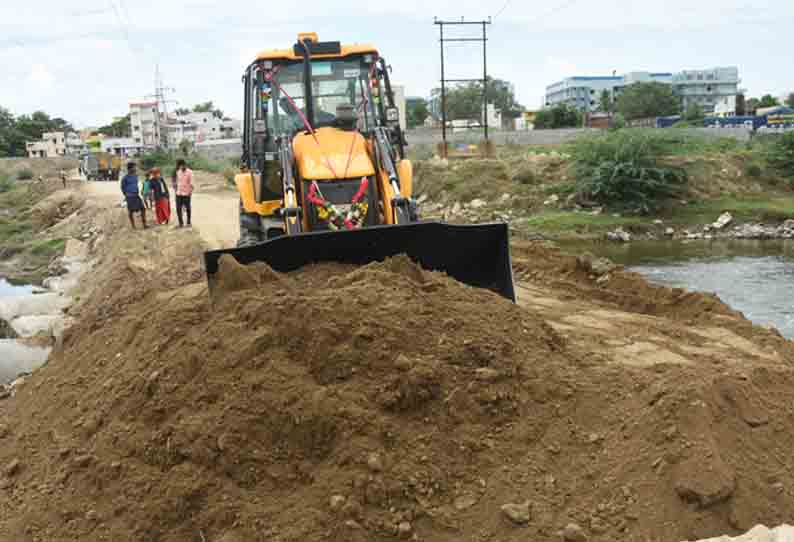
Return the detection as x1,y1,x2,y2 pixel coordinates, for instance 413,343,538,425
1,0,792,127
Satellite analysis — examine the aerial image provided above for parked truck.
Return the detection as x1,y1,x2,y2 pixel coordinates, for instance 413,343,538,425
80,152,121,181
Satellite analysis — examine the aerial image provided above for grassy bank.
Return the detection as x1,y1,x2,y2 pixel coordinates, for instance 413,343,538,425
413,130,794,239
0,172,72,283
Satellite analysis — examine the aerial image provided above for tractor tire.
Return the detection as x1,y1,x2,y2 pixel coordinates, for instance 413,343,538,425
238,200,264,247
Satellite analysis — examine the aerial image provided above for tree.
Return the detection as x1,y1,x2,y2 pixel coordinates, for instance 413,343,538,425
0,106,16,157
98,114,131,137
0,107,76,157
431,77,523,121
684,103,705,122
759,94,780,108
736,93,746,116
406,99,429,129
746,98,761,115
534,104,581,129
192,101,224,119
614,82,680,120
174,107,191,116
599,89,612,113
785,93,794,109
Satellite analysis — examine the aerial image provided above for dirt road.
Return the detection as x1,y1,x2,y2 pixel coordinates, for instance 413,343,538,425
4,177,790,542
86,179,239,249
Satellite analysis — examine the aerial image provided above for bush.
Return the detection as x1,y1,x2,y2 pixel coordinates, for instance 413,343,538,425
569,130,688,213
0,172,15,193
769,132,794,178
745,163,763,178
16,167,34,181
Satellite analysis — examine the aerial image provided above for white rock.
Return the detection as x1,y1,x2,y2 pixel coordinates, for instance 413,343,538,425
10,315,60,338
606,228,631,243
712,212,733,230
500,501,531,524
544,194,560,206
653,219,664,225
0,293,71,322
417,194,428,204
499,193,512,203
451,202,462,215
665,227,675,236
469,198,487,209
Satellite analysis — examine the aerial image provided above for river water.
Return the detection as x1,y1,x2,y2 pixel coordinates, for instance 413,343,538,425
561,240,794,339
0,278,51,384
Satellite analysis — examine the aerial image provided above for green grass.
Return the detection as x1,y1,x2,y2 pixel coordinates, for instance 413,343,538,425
670,197,794,225
521,211,645,234
29,238,65,256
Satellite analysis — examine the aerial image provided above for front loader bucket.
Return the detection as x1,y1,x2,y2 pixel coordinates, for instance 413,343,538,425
204,221,515,302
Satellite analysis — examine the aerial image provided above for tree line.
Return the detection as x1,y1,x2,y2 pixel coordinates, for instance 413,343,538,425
0,107,74,157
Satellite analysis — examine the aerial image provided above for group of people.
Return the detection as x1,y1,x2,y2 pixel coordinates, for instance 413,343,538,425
121,159,194,230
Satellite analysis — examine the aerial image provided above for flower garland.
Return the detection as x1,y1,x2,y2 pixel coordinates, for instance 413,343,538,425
308,178,370,231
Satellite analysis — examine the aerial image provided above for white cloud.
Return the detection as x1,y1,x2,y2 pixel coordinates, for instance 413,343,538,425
26,64,56,89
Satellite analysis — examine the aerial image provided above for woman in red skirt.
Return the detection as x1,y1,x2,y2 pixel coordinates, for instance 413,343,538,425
149,168,171,225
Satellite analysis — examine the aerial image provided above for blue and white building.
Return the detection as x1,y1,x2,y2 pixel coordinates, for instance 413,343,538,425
545,67,739,115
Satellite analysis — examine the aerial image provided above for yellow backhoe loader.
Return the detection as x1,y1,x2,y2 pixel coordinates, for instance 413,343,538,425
203,33,515,301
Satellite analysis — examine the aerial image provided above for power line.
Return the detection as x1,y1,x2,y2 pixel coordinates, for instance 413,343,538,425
494,0,513,19
107,0,135,55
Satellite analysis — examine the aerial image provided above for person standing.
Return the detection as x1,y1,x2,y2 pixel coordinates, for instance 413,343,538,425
149,167,171,225
175,159,193,227
121,162,147,229
60,169,67,189
142,171,153,210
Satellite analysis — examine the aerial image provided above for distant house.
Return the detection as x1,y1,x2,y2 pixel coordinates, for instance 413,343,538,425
26,131,85,158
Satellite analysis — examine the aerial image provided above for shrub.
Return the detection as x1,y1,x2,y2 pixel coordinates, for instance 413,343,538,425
569,130,687,213
769,132,794,178
744,163,763,178
0,172,15,193
16,167,34,181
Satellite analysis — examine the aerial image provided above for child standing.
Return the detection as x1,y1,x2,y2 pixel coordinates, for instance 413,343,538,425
142,172,153,209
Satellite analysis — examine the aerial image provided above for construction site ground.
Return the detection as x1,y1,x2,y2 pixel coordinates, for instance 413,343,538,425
0,178,793,542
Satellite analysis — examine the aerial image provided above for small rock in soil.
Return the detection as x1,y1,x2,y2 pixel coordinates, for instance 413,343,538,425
330,495,346,512
4,459,21,476
397,521,412,538
501,501,531,524
454,494,478,510
562,522,588,542
367,452,384,472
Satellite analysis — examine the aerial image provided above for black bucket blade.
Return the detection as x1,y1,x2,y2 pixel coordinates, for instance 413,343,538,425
203,221,515,302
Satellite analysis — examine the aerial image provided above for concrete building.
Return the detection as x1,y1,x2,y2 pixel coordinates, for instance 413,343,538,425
26,131,85,158
672,67,740,114
545,72,673,113
162,113,242,150
713,95,737,117
129,101,161,148
100,137,144,156
545,67,739,115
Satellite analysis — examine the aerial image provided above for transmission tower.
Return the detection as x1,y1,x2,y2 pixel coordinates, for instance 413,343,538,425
146,64,177,149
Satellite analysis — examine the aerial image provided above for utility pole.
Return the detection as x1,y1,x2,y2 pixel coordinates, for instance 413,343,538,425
146,64,177,149
433,16,492,158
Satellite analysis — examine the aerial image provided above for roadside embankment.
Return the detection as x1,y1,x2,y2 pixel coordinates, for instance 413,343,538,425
413,131,794,242
0,180,793,542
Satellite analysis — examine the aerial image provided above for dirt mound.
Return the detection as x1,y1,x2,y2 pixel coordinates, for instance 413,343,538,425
1,232,794,542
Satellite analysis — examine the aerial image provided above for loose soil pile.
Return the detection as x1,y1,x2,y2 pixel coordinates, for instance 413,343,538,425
1,226,793,542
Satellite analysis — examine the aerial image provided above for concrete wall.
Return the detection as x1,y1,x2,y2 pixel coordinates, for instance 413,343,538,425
194,139,242,161
404,126,754,147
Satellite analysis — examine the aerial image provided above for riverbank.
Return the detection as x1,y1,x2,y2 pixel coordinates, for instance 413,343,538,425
0,177,793,541
413,132,794,242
